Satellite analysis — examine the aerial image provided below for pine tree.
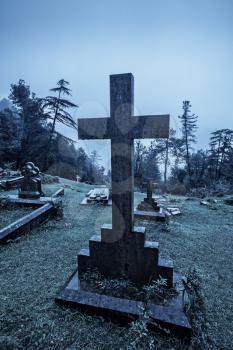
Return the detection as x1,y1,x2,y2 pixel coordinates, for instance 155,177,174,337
178,101,198,180
9,80,49,168
44,79,78,134
209,129,233,180
43,79,78,169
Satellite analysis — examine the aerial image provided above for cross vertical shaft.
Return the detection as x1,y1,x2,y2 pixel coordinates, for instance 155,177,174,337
110,74,134,238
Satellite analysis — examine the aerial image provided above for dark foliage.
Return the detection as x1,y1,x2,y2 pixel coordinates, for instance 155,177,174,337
0,80,103,183
178,101,198,181
134,140,161,189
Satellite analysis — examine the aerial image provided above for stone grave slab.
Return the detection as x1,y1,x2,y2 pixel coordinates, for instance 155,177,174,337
7,194,53,207
0,185,63,243
7,187,65,207
51,187,65,198
134,209,168,222
81,186,111,205
167,207,181,216
56,73,190,338
0,176,24,191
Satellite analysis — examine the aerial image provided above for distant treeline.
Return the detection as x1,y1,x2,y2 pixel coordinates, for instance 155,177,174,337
1,80,232,191
135,101,233,192
0,79,105,183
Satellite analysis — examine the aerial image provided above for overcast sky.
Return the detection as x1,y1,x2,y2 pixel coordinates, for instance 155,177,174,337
1,0,232,169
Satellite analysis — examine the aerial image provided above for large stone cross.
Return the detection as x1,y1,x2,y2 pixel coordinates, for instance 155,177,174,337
78,73,171,284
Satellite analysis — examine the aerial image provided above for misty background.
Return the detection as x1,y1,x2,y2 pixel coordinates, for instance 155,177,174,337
1,0,232,171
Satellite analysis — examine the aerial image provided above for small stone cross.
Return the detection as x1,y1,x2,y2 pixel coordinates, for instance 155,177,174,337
142,179,158,202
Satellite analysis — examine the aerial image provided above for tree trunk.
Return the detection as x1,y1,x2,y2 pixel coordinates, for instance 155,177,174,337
184,118,191,179
43,89,61,171
164,139,169,185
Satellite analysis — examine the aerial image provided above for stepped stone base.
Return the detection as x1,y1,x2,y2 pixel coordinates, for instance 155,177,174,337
18,191,41,199
134,209,167,222
55,270,191,339
137,198,160,211
77,224,173,287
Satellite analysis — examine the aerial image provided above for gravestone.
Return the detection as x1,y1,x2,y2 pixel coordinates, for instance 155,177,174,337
19,162,44,199
135,179,167,221
85,186,110,204
56,73,191,337
138,179,160,211
77,73,172,285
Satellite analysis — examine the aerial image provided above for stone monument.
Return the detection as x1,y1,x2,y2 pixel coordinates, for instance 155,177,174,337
56,73,191,337
19,162,44,199
138,179,160,211
135,179,167,221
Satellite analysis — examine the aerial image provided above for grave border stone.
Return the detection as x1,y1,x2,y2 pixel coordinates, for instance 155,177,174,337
0,176,24,191
0,187,64,243
0,202,57,244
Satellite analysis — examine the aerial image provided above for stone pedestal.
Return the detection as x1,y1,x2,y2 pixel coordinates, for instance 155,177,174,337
19,178,41,199
18,162,44,199
78,224,173,287
137,197,160,211
56,270,191,338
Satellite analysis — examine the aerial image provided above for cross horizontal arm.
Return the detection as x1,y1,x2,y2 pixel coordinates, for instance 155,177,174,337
78,114,170,140
78,117,110,140
142,181,158,188
131,115,170,139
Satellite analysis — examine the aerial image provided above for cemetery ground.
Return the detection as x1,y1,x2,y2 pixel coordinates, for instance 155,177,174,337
0,179,232,350
0,205,33,230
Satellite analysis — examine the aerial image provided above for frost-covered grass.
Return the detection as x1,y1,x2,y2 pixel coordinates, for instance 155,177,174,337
0,205,33,230
0,179,232,349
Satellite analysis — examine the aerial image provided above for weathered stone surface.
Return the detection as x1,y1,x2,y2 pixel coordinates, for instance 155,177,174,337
52,188,64,197
80,197,112,206
7,195,53,207
167,207,181,215
134,209,167,222
1,176,23,190
19,162,44,199
78,224,172,285
86,186,109,204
